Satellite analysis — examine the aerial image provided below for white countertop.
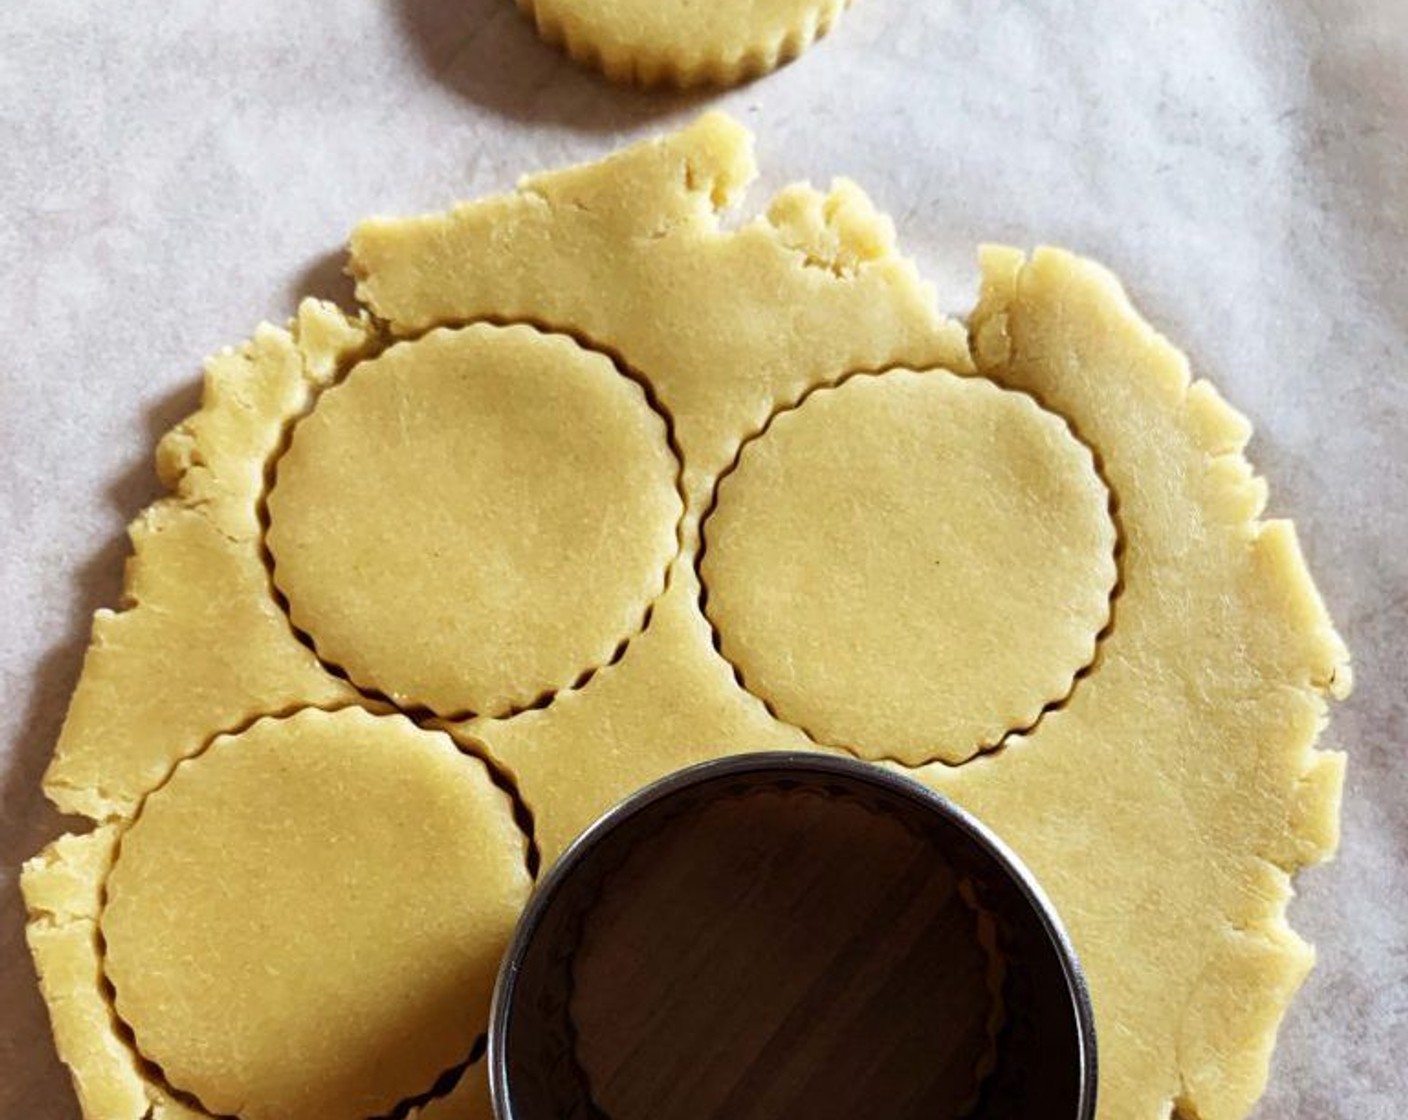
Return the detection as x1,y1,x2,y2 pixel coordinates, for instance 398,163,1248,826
2,1,1404,1116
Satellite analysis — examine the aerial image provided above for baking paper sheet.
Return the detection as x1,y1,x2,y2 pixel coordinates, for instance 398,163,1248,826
2,1,1404,1115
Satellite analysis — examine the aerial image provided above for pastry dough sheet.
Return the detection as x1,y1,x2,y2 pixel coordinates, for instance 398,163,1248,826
1,3,1403,1119
13,116,1351,1120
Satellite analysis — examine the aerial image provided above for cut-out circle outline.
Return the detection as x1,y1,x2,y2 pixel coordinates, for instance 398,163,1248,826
97,705,535,1120
697,366,1122,768
263,322,686,723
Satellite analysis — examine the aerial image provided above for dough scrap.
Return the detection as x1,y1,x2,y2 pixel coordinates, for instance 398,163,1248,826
23,117,1348,1120
42,302,372,821
700,368,1117,765
516,0,851,87
100,707,531,1120
915,246,1350,1119
22,828,228,1120
266,323,681,717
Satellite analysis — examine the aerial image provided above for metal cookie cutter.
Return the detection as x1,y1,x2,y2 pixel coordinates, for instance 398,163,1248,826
488,753,1097,1120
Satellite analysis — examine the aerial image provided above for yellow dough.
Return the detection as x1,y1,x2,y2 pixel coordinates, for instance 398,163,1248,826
700,369,1116,765
22,116,1348,1120
349,114,966,514
917,246,1351,1119
41,302,373,820
101,707,530,1120
516,0,851,87
22,827,213,1120
267,324,681,717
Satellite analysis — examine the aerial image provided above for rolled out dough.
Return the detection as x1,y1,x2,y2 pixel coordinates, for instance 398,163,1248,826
22,115,1348,1120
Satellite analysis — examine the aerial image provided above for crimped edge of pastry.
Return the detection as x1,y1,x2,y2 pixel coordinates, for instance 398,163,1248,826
514,0,853,88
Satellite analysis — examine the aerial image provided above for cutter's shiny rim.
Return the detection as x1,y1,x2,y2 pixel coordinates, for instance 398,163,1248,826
487,751,1098,1120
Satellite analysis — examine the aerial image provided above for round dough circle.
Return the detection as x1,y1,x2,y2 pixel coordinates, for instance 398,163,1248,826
517,0,850,87
700,369,1117,766
266,324,681,718
100,707,532,1120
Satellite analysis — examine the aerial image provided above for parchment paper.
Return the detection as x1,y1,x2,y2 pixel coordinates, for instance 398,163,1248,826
1,1,1404,1116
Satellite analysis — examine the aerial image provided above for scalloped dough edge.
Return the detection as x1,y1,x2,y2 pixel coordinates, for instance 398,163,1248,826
515,0,852,88
264,322,684,721
25,708,522,1120
698,366,1119,766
